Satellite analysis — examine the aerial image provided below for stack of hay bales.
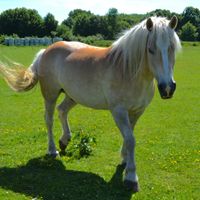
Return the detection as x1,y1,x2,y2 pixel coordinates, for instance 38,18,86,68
4,37,63,46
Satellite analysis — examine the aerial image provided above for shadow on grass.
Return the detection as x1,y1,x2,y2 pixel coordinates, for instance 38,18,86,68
0,156,133,200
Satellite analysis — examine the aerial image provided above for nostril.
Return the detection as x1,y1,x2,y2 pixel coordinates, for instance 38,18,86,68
169,81,176,96
158,83,166,91
158,83,167,98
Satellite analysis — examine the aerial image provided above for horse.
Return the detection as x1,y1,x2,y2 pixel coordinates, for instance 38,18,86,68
0,16,181,192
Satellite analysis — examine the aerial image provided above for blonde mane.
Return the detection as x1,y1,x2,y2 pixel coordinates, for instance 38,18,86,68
108,17,181,78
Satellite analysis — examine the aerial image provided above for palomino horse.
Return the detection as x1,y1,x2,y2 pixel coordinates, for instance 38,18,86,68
0,16,181,192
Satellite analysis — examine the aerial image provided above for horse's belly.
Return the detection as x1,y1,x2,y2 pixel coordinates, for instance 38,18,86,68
66,91,108,109
62,81,108,109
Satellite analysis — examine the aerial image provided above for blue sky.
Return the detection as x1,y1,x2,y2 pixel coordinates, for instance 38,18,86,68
0,0,199,23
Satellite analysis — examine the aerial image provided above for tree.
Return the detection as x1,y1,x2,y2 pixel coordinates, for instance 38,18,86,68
118,13,144,27
180,22,198,41
62,9,93,28
180,7,200,41
56,24,73,40
106,8,119,39
73,14,91,36
147,9,173,19
73,15,103,36
198,27,200,41
0,8,43,37
0,6,200,41
181,7,200,27
43,13,58,36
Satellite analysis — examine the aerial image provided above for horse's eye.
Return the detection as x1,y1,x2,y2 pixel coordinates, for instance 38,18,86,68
148,48,155,55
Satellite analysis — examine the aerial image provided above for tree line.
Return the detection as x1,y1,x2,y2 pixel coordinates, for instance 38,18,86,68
0,6,199,42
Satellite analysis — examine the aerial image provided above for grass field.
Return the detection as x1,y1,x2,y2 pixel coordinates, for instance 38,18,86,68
0,44,200,200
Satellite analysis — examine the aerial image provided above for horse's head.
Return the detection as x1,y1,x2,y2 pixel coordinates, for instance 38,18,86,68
146,16,181,99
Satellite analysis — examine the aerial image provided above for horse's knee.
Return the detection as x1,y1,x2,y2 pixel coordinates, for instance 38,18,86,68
58,110,65,120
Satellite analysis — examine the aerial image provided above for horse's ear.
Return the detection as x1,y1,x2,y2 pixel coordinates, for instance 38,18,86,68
169,15,178,29
146,18,153,31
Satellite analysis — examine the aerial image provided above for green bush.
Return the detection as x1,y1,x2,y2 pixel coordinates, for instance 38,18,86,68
0,35,6,44
66,129,96,159
93,39,113,47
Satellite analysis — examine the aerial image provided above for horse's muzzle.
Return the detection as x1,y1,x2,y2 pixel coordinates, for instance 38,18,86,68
158,81,176,99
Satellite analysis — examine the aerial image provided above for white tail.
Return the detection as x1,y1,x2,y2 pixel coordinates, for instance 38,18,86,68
0,49,45,92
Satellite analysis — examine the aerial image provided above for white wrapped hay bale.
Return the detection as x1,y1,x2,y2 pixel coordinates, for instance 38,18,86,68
44,37,52,45
24,38,30,46
4,38,10,46
53,37,63,43
9,38,14,46
14,38,21,46
34,38,39,45
29,38,34,46
20,38,25,46
39,38,44,45
41,38,47,45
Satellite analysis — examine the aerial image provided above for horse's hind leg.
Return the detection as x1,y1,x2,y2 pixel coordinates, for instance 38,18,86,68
45,99,59,156
40,74,61,156
57,97,76,151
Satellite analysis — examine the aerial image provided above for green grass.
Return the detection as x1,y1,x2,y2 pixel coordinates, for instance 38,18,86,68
0,44,200,200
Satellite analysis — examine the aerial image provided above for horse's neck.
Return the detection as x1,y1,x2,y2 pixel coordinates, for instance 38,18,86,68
141,63,154,82
132,53,154,84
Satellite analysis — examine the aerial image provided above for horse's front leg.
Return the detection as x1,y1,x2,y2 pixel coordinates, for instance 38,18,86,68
121,110,144,166
111,106,139,193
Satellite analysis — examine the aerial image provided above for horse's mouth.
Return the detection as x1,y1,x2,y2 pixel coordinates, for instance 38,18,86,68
161,95,173,99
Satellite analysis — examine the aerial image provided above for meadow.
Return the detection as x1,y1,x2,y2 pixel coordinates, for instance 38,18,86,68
0,43,199,200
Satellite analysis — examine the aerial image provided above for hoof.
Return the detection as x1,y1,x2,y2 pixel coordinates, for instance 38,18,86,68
59,140,67,151
59,150,66,156
48,151,59,158
120,162,126,169
124,180,139,193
